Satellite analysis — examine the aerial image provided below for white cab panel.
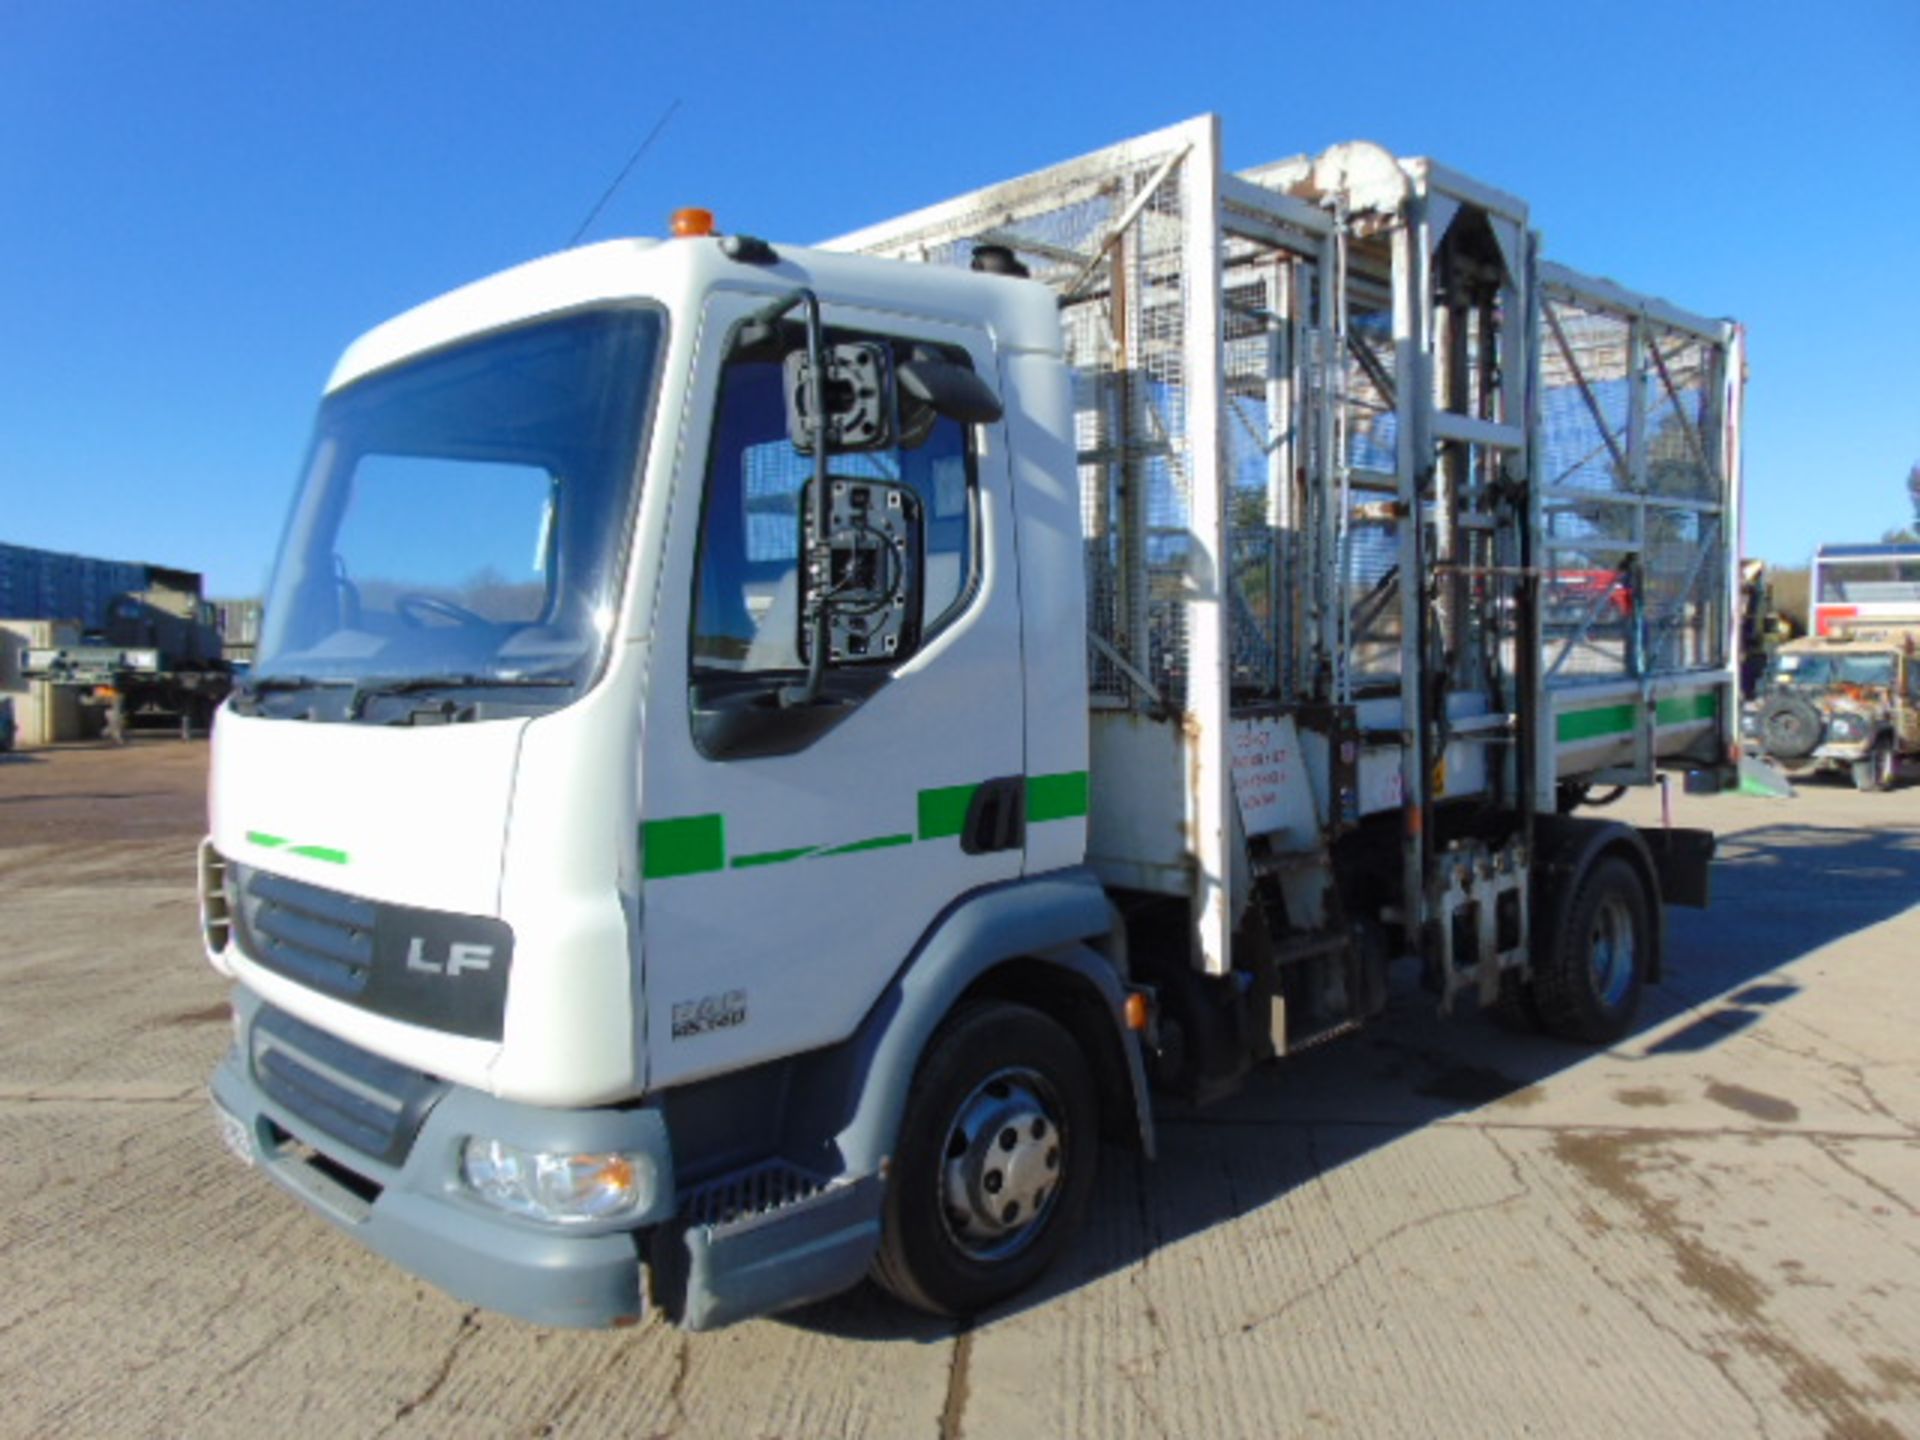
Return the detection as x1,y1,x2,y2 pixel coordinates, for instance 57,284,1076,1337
212,707,526,917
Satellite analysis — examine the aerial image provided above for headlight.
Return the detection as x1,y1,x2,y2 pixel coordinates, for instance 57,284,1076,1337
1740,711,1759,734
461,1137,656,1225
1828,714,1864,742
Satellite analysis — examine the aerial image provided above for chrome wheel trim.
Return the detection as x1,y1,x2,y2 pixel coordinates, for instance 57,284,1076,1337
937,1067,1065,1263
1589,892,1636,1008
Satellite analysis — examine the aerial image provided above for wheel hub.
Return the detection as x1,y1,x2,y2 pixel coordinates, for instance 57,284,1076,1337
939,1069,1063,1261
1589,892,1636,1007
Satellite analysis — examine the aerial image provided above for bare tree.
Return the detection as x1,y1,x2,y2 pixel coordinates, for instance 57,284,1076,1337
1885,461,1920,543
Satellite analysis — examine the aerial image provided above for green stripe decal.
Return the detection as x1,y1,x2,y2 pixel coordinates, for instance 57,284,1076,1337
917,783,979,841
645,770,1089,882
1557,704,1637,744
248,831,347,864
731,846,818,870
1559,693,1719,744
818,833,914,857
643,814,726,879
287,845,348,865
1027,770,1090,823
1656,692,1718,726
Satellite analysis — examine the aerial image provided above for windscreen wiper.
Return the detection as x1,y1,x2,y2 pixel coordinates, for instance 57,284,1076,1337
243,675,355,694
347,673,575,720
230,675,355,714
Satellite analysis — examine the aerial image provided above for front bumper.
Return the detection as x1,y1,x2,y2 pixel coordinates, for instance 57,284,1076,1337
210,988,670,1329
209,987,885,1330
1757,745,1872,775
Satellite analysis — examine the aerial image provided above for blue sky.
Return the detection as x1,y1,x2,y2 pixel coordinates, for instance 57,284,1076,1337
2,1,1915,597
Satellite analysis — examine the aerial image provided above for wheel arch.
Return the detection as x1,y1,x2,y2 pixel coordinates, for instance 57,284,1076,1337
957,954,1151,1154
821,868,1154,1184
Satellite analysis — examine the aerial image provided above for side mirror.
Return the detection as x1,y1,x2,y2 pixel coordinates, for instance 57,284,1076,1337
784,342,894,453
897,355,1003,425
798,477,923,665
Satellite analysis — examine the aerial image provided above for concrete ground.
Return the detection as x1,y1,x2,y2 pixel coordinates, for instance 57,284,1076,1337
2,739,1916,1438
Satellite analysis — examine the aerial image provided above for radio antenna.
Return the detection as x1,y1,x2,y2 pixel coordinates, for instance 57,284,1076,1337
566,98,683,248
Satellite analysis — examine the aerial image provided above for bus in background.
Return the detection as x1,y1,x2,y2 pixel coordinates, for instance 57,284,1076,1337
1812,542,1920,636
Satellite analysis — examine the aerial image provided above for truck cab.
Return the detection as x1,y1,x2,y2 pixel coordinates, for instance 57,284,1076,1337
204,226,1143,1329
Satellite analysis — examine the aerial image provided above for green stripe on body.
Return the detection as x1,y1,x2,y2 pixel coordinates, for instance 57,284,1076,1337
643,769,1089,881
731,845,818,870
288,845,348,865
1558,693,1718,744
917,783,979,840
1557,704,1637,744
643,813,726,879
818,833,913,856
248,830,348,864
1027,770,1089,822
1655,692,1718,726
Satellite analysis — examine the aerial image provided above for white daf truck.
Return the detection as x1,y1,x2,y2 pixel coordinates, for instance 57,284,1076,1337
203,117,1742,1330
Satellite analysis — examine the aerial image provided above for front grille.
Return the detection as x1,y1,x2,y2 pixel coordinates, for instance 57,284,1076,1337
226,862,514,1041
233,865,375,1000
250,1003,445,1168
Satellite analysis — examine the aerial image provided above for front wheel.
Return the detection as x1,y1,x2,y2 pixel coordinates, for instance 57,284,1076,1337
871,1001,1097,1317
1853,739,1897,793
1532,855,1653,1045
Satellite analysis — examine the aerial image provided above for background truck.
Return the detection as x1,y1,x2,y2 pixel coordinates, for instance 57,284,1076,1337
1808,541,1920,638
201,116,1741,1332
9,551,233,739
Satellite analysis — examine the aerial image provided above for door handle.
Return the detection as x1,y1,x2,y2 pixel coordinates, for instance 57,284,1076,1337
962,776,1026,855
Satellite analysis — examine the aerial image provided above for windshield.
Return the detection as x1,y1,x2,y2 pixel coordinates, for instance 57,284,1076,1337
1767,651,1897,689
252,307,663,719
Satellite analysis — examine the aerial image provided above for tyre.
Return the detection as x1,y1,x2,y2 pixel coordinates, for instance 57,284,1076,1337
1852,739,1896,793
1532,855,1652,1045
871,1001,1097,1318
1757,692,1823,760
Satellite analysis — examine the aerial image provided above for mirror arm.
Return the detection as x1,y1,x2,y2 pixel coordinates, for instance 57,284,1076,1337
746,287,833,709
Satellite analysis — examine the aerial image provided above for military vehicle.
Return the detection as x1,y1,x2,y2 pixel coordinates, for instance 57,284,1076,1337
1744,626,1918,790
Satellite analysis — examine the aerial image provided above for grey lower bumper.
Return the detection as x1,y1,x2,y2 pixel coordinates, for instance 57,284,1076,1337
208,1000,669,1330
209,992,888,1330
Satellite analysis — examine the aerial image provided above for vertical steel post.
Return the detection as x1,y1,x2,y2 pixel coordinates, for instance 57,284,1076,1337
1625,315,1653,774
1393,200,1431,953
1324,223,1348,705
1265,259,1292,702
1719,323,1746,757
1116,223,1150,703
1524,241,1553,816
1181,117,1233,976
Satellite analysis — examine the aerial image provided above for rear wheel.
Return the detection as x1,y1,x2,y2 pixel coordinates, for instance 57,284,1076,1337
872,1002,1097,1318
1852,739,1896,792
1532,856,1652,1044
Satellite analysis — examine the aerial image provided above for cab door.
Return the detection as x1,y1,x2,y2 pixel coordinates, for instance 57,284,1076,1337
637,295,1026,1088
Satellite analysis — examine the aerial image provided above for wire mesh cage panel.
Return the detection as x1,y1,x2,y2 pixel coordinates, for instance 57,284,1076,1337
824,117,1741,979
828,123,1331,717
1537,277,1732,688
830,135,1197,708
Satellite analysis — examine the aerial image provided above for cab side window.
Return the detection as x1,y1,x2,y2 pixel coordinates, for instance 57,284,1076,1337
691,335,979,681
